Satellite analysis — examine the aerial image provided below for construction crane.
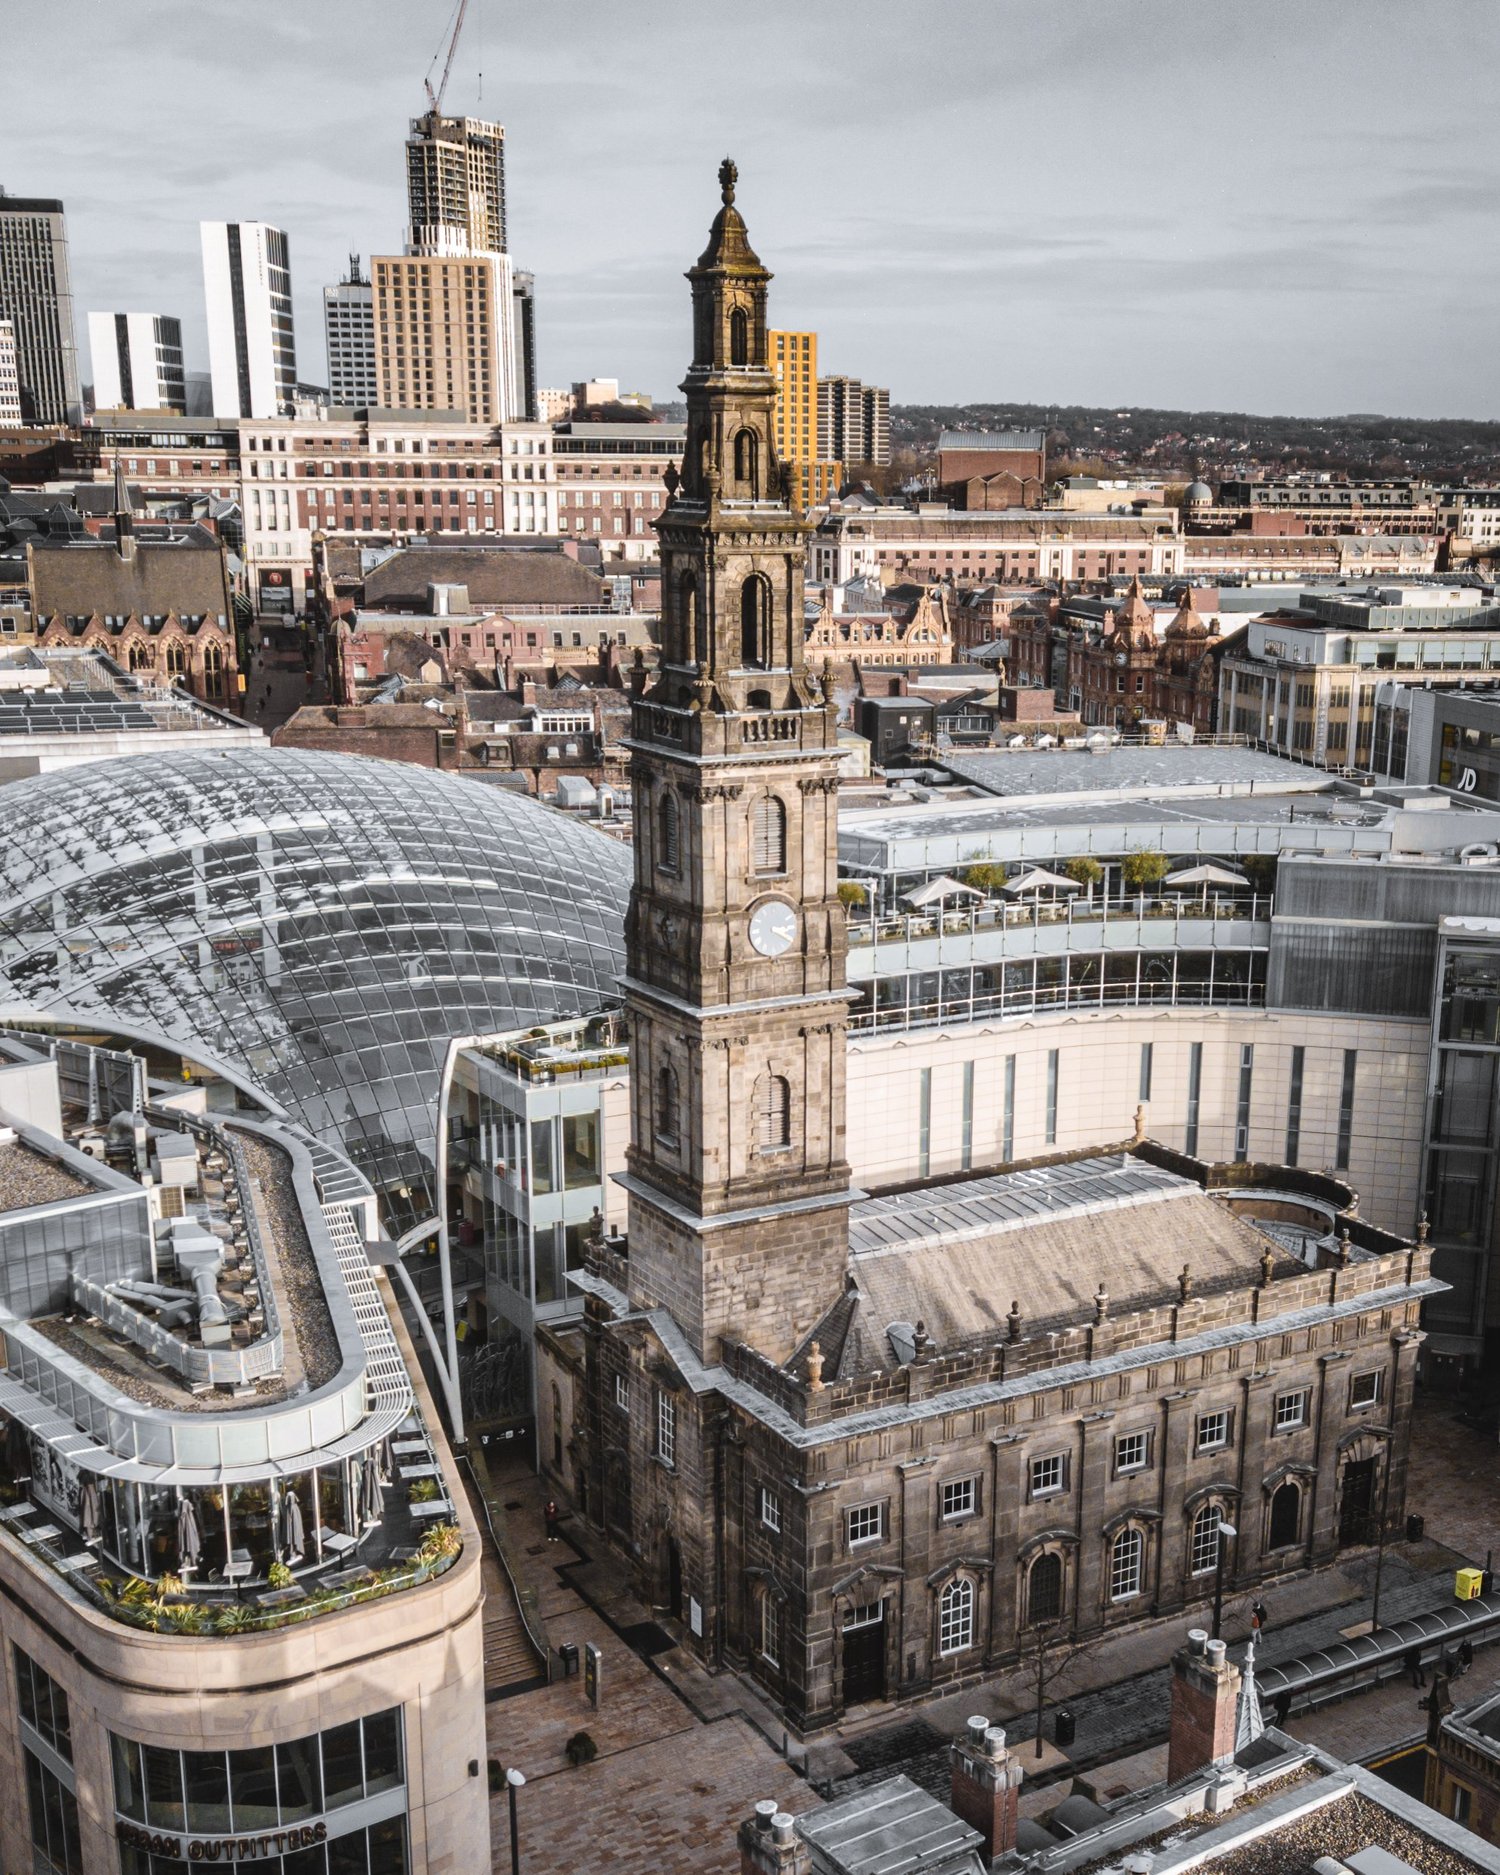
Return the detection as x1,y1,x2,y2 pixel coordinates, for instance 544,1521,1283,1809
424,0,470,115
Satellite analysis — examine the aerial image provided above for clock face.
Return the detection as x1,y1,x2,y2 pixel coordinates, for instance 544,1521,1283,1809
748,898,798,958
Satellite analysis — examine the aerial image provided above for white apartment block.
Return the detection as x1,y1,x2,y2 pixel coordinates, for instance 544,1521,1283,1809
86,310,186,413
0,317,20,424
200,220,297,420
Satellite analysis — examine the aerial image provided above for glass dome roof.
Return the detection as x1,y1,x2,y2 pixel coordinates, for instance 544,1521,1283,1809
0,748,629,1230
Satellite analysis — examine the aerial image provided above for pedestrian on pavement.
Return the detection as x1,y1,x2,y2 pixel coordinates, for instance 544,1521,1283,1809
544,1499,560,1544
1458,1639,1475,1676
1406,1645,1427,1688
1272,1690,1293,1728
1251,1601,1269,1635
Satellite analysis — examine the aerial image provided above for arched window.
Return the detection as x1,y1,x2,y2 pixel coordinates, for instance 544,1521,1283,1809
164,639,187,676
1269,1480,1301,1551
730,306,748,367
1110,1527,1143,1602
1190,1504,1223,1578
202,641,223,695
1027,1551,1062,1626
757,1074,791,1152
656,792,680,874
751,795,787,875
655,1063,680,1147
740,574,771,668
938,1576,975,1656
127,641,150,671
734,428,758,493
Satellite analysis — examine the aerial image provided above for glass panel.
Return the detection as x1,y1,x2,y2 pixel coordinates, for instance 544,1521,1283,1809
530,1119,555,1195
183,1750,231,1834
229,1743,279,1831
561,1111,600,1189
362,1710,403,1797
277,1735,323,1822
329,1826,372,1875
112,1734,145,1822
322,1721,365,1810
144,1743,186,1831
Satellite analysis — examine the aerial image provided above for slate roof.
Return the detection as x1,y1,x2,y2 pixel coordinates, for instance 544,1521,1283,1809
30,531,231,621
834,1154,1287,1370
360,545,605,612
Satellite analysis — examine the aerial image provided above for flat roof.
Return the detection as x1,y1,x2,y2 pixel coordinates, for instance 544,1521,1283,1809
940,745,1333,800
795,1776,983,1875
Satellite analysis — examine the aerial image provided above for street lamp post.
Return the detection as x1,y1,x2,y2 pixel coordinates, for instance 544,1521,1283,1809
1212,1519,1238,1640
506,1767,525,1875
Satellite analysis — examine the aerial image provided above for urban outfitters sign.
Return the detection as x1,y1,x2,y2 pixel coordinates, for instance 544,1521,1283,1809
117,1818,329,1862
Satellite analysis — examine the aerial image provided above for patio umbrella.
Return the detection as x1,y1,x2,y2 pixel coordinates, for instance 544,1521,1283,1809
1163,862,1248,890
78,1475,102,1545
899,873,982,911
176,1495,202,1572
359,1456,384,1527
281,1486,305,1561
378,1434,395,1484
1002,866,1081,896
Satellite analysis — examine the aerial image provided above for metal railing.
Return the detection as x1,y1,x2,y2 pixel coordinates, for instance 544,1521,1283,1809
847,892,1273,948
848,976,1267,1036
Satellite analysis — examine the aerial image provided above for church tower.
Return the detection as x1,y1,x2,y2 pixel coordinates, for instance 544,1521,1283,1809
621,160,852,1365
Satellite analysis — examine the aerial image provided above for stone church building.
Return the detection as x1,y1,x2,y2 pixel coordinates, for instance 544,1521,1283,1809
568,165,1438,1733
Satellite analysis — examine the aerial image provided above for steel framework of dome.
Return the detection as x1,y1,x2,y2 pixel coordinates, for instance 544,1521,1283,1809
0,748,629,1229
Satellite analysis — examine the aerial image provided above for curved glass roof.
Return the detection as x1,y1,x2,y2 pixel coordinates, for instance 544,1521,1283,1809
0,748,629,1229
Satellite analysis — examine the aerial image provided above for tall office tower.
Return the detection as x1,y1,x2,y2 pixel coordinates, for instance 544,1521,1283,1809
405,112,507,255
0,319,20,423
0,190,81,424
374,112,519,423
817,373,891,467
86,311,186,413
770,327,839,510
200,221,298,420
512,269,538,421
324,255,377,407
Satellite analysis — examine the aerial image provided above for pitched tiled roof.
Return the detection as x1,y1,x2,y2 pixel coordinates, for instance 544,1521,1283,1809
30,533,231,620
361,546,605,611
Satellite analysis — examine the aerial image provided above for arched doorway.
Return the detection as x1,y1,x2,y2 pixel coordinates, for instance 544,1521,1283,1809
841,1598,887,1706
659,1529,683,1620
1269,1480,1301,1551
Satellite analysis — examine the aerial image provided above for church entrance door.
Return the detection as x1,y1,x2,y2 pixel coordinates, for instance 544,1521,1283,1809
1339,1457,1377,1547
842,1602,886,1706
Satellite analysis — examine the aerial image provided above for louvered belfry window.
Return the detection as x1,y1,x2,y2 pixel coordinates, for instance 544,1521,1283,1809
758,1074,791,1150
751,794,786,874
657,791,680,873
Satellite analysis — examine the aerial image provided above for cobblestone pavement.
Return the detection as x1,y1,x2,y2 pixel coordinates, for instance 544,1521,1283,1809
474,1388,1500,1865
482,1458,813,1875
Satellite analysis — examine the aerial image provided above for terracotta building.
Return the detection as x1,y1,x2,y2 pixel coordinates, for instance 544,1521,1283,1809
567,167,1434,1736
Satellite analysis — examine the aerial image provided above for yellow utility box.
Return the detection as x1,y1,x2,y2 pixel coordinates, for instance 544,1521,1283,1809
1456,1566,1485,1601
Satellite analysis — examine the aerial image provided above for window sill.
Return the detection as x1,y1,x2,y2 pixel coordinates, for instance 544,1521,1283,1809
1116,1465,1148,1478
941,1512,976,1526
1110,1592,1141,1605
651,1455,676,1473
848,1536,882,1550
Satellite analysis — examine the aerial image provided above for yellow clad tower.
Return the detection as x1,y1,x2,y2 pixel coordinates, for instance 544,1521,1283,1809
769,327,840,512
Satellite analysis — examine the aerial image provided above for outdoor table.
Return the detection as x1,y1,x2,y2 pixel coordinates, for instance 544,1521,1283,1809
391,1439,429,1455
399,1462,441,1480
23,1524,60,1544
0,1503,34,1524
256,1585,306,1609
321,1531,357,1560
324,1566,376,1590
409,1499,453,1520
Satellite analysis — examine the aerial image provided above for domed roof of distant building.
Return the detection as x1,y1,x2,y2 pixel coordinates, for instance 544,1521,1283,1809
1185,480,1213,503
0,748,630,1231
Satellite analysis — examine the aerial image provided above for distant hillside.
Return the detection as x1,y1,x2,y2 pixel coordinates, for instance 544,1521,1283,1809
893,404,1500,482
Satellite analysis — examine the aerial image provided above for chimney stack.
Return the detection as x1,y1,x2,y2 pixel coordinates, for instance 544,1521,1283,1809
1168,1629,1243,1784
738,1801,810,1875
949,1716,1023,1859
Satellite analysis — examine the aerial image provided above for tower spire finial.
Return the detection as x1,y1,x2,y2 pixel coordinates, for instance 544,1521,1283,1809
719,156,737,205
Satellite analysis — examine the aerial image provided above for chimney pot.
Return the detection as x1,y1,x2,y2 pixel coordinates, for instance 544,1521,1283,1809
966,1715,990,1745
1206,1638,1227,1669
1188,1628,1208,1656
985,1726,1007,1759
771,1816,795,1845
754,1801,778,1831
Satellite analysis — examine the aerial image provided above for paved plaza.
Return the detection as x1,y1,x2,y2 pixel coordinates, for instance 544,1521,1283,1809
479,1388,1500,1871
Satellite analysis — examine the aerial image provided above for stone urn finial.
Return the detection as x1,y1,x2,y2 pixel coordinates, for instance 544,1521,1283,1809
1007,1299,1022,1343
1179,1262,1194,1302
807,1340,824,1391
1133,1102,1147,1144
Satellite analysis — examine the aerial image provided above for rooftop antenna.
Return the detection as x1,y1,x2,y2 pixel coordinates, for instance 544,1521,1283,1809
424,0,470,115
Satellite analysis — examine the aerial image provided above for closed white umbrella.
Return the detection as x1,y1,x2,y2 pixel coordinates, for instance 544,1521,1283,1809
176,1495,202,1572
281,1486,306,1561
78,1475,102,1546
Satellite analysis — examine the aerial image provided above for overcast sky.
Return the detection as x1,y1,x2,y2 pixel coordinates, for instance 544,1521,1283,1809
7,0,1500,418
